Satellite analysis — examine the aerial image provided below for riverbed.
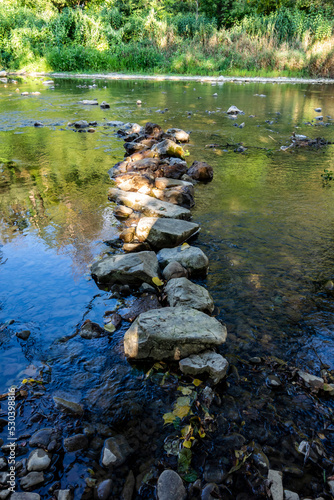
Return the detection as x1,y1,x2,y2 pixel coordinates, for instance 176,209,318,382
1,76,334,499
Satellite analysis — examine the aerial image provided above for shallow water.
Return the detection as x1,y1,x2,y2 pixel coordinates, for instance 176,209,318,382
1,76,334,497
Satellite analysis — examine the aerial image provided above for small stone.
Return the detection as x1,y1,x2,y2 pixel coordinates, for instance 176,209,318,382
11,494,41,500
100,101,110,109
298,370,324,390
166,128,189,143
157,469,186,500
53,397,84,416
96,479,113,500
73,120,89,129
253,450,269,470
284,491,300,500
0,491,10,500
0,457,7,470
250,356,261,364
227,105,243,115
165,277,214,313
63,434,88,452
267,470,283,500
29,428,55,448
266,374,282,387
20,471,44,490
16,330,31,340
55,490,73,500
157,245,209,277
121,470,135,500
328,481,334,496
27,449,51,471
80,320,105,339
162,261,188,281
119,227,135,243
114,205,133,218
136,100,142,105
187,161,213,182
315,108,322,112
34,122,43,127
201,483,219,500
203,463,224,484
101,435,132,467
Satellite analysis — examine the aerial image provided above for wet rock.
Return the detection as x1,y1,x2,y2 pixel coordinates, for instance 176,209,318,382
107,121,125,127
136,100,142,105
201,386,215,407
11,495,41,500
123,242,151,253
34,121,43,127
227,105,243,115
155,177,193,191
144,122,164,139
124,306,227,360
29,428,57,448
0,457,7,470
179,351,229,384
284,491,299,500
315,108,322,112
96,479,113,500
100,101,110,109
253,450,269,470
91,251,160,288
221,433,245,450
201,483,219,500
298,370,324,390
73,120,89,129
0,472,8,485
166,128,190,143
136,217,200,250
101,435,132,467
20,471,44,490
0,492,10,500
121,470,135,500
187,161,213,182
282,466,303,477
152,139,186,159
203,463,224,484
115,173,154,194
165,277,214,313
127,157,160,174
120,295,161,322
63,434,88,452
157,469,186,500
53,397,84,416
16,330,31,340
152,185,194,208
54,490,73,500
27,449,51,471
124,141,148,156
268,470,283,500
114,205,134,218
162,261,188,281
163,158,188,179
266,374,282,387
119,227,136,243
80,320,105,339
250,356,262,364
108,188,191,220
157,245,209,276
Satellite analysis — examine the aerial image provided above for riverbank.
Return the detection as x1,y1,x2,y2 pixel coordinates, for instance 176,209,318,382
7,70,334,85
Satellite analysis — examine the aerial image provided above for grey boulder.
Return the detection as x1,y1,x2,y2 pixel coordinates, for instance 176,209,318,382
166,128,190,143
157,469,186,500
91,251,160,288
162,261,188,281
124,306,227,360
165,277,214,313
20,472,44,490
136,217,200,250
179,351,229,384
157,245,209,276
27,449,51,471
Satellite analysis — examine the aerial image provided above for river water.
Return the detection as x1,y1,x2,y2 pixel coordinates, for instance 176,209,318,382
1,76,334,498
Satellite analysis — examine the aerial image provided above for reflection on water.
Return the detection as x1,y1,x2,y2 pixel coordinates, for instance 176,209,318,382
1,77,334,384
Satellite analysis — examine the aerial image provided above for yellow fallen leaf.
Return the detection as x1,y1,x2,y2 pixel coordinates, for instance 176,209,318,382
173,405,191,419
177,386,193,395
21,379,28,384
181,424,192,437
176,396,191,406
181,243,190,251
192,379,202,387
183,440,192,448
152,277,164,287
198,428,206,438
104,322,115,333
163,412,176,425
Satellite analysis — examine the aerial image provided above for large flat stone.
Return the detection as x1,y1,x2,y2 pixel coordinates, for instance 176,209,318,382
91,251,160,287
165,277,214,313
179,351,229,384
136,218,200,250
157,245,209,276
124,306,227,360
108,188,191,220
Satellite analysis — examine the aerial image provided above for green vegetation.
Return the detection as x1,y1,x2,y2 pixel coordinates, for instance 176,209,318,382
1,0,334,77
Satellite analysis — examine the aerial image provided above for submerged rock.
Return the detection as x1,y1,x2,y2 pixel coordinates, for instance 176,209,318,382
227,105,243,115
73,120,89,129
108,188,191,220
179,351,229,384
63,434,88,452
157,470,186,500
101,435,132,467
267,470,283,500
53,397,84,416
124,306,227,360
165,277,214,313
80,320,105,339
27,449,51,471
16,330,31,340
157,245,209,276
20,472,44,490
136,217,200,250
91,251,160,288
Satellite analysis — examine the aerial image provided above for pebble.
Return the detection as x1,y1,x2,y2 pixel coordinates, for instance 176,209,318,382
267,470,283,500
27,449,51,471
29,428,55,448
157,470,186,500
11,495,41,500
284,491,300,500
250,356,262,364
201,483,219,500
16,330,31,340
266,374,282,387
55,490,73,500
122,470,135,500
0,457,7,470
53,396,84,416
20,471,44,490
328,480,334,495
63,434,88,452
96,479,113,500
101,435,132,467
